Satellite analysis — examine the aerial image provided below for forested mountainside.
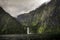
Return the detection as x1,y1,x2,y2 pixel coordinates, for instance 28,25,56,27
0,0,60,34
0,7,26,34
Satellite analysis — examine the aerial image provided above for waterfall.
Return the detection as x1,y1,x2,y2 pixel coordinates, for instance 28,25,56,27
27,27,29,34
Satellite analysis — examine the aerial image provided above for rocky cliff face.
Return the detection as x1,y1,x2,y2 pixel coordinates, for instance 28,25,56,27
0,0,60,34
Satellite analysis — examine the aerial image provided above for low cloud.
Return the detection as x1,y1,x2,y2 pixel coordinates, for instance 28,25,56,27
0,0,51,17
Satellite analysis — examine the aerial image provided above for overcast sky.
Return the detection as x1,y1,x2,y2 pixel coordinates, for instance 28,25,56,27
0,0,51,18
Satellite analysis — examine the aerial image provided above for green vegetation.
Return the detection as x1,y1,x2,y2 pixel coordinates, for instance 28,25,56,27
0,0,60,35
0,8,26,34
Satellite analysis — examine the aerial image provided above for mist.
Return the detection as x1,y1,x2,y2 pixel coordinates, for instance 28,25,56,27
0,0,51,17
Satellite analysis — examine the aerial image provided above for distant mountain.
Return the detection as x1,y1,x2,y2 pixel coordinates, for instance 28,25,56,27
17,0,60,34
17,0,54,26
0,0,60,34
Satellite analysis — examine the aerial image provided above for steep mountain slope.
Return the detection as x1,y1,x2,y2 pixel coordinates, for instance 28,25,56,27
17,0,59,34
0,7,26,34
0,0,60,34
